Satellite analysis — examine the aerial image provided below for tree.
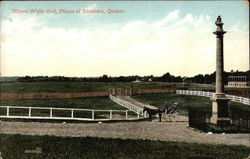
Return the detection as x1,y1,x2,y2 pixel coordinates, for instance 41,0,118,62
100,75,109,82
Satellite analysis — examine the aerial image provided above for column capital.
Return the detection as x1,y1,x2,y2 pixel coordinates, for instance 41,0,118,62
213,16,226,36
213,31,227,37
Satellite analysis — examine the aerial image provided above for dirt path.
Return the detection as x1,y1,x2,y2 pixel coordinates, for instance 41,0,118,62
0,120,249,146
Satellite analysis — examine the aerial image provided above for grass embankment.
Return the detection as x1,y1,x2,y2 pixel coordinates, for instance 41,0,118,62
0,134,249,159
0,81,214,93
132,93,250,115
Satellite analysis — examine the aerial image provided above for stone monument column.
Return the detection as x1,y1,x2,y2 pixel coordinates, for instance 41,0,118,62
211,16,230,125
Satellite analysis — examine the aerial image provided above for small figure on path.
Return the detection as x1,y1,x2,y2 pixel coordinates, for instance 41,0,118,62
158,109,163,122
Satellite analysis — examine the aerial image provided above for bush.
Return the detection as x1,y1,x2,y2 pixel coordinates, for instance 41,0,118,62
196,123,250,133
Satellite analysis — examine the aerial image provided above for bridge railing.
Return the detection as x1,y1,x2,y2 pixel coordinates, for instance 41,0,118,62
176,90,250,105
109,95,144,116
0,106,141,121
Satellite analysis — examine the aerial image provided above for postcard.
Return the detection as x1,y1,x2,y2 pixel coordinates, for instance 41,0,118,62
0,1,249,159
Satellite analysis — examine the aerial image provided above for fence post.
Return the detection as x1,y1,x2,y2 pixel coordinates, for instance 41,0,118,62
240,97,243,103
71,109,74,118
92,110,95,120
137,112,140,119
126,110,128,119
110,110,112,119
7,106,9,117
29,107,31,117
50,108,52,117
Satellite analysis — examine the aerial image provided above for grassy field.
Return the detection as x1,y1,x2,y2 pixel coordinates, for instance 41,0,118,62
0,82,163,93
0,81,214,93
0,97,125,110
0,134,249,159
132,93,250,115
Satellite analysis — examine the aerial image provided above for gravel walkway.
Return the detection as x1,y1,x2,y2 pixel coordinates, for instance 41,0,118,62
1,119,249,146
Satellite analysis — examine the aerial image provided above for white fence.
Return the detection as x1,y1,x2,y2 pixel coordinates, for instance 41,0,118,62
0,106,141,121
109,95,144,116
176,90,250,105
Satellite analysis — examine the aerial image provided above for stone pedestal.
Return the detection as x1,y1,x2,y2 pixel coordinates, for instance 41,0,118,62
211,95,230,126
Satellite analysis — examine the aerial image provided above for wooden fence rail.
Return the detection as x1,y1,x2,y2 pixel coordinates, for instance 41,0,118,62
176,90,250,105
0,106,143,121
109,95,144,117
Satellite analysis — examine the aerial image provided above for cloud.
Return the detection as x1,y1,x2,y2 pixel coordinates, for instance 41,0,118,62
153,10,180,28
1,10,249,77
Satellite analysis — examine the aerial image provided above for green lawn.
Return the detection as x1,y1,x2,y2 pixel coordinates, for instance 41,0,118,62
0,97,125,110
132,93,250,115
0,134,249,159
0,81,214,93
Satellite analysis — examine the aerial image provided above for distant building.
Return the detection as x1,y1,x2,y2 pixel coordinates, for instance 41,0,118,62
228,76,250,87
148,78,152,82
133,79,141,83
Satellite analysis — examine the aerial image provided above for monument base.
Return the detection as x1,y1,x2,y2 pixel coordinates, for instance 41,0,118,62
211,95,230,126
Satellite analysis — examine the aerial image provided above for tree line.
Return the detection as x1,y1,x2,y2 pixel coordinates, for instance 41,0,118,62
17,70,249,84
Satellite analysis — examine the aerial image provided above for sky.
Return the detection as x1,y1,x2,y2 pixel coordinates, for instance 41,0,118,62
0,1,249,77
